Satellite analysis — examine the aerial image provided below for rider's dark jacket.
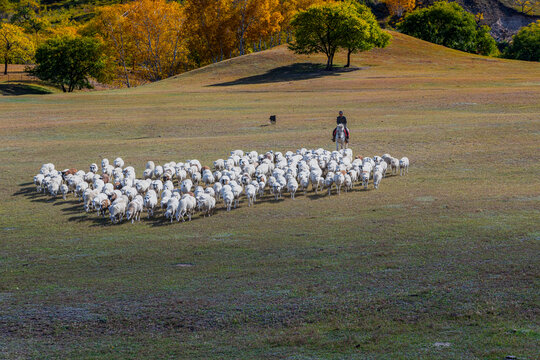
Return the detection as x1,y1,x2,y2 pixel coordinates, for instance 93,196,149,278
337,115,347,126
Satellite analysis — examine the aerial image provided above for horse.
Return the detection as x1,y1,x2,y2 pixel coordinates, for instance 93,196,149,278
335,124,348,151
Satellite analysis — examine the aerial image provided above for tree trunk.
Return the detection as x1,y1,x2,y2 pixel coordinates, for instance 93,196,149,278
61,84,67,92
3,58,7,75
345,50,352,68
326,53,334,70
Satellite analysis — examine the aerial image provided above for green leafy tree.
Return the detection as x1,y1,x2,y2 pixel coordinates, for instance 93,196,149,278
341,2,390,67
397,1,498,56
503,21,540,61
289,2,390,70
31,36,108,92
0,23,35,75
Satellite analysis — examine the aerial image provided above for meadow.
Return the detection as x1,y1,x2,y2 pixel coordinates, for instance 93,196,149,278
0,32,539,359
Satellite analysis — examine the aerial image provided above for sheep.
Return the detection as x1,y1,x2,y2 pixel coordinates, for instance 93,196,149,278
390,157,399,175
89,163,99,173
197,193,216,216
399,157,409,176
202,170,215,186
60,184,69,200
299,175,310,195
113,157,124,169
213,182,223,200
333,171,345,195
181,179,193,194
344,174,353,192
214,159,225,170
179,194,197,220
373,171,383,189
143,190,158,218
361,171,370,190
287,176,298,199
153,166,164,179
110,196,128,224
164,197,180,223
151,180,164,195
245,184,257,206
222,190,235,211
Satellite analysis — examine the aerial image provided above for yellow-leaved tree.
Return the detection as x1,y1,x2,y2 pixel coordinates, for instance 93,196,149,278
384,0,415,18
232,0,283,55
184,0,237,65
93,0,189,84
0,23,35,75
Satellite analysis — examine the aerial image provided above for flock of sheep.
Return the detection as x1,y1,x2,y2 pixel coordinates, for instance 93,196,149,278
32,148,409,224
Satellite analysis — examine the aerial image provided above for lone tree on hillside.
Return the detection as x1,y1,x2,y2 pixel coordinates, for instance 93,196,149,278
288,1,390,70
397,1,498,56
31,35,108,92
0,23,34,75
341,3,391,67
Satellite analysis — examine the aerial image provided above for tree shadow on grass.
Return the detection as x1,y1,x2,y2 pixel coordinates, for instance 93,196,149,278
209,63,364,87
0,83,52,96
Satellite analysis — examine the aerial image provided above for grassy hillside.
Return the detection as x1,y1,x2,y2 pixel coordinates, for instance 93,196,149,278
1,31,539,359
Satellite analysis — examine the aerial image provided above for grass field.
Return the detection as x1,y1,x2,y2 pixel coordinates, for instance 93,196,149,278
1,31,539,359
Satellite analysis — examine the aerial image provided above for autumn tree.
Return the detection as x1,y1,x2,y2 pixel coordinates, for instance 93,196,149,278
0,23,34,75
31,35,107,92
184,0,237,64
93,0,189,83
384,0,415,18
93,3,135,87
232,0,283,56
10,0,49,38
513,0,537,14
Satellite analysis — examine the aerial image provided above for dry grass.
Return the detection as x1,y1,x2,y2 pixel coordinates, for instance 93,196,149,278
0,31,539,359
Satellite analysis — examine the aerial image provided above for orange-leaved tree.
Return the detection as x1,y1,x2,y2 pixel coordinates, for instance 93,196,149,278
384,0,415,18
184,0,237,65
232,0,283,55
93,0,189,84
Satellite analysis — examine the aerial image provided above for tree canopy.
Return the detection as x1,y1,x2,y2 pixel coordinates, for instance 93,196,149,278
397,1,498,56
31,35,108,92
503,20,540,61
288,1,390,70
0,22,34,74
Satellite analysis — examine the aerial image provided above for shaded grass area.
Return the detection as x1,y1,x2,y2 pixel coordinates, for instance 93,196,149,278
0,32,539,359
0,82,55,96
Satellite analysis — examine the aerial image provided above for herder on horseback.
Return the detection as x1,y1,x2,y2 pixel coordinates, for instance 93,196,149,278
332,111,350,143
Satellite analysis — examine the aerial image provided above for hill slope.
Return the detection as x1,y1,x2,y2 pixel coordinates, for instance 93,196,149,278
0,32,539,359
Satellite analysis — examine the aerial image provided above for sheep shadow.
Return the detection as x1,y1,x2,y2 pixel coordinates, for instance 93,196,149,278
209,63,364,87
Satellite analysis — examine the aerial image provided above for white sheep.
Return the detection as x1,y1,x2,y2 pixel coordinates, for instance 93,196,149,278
164,197,180,223
399,157,409,176
245,184,257,206
287,176,298,199
143,190,158,218
373,171,383,189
